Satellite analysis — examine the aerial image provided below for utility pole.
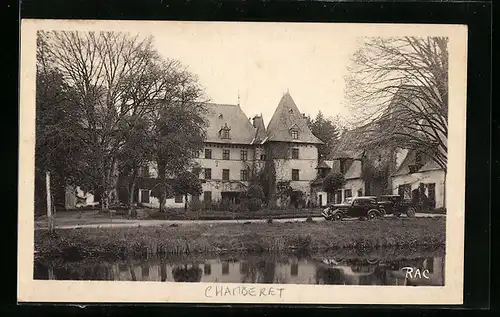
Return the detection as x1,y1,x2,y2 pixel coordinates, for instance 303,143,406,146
46,171,54,233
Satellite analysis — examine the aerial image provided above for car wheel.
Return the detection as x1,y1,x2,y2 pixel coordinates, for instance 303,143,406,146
379,208,386,216
407,207,416,218
367,210,378,220
333,213,342,221
366,258,380,265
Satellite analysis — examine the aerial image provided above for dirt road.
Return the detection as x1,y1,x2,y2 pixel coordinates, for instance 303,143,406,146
35,213,444,230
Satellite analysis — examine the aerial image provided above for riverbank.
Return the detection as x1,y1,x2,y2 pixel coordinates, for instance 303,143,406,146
35,217,446,261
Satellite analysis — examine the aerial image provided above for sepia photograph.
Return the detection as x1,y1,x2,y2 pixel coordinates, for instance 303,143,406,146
18,19,467,304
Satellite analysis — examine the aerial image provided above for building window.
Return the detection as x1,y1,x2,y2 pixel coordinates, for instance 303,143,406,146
220,123,231,139
398,184,412,199
292,169,299,181
240,150,248,161
204,168,212,180
192,168,201,178
292,148,299,159
193,150,200,158
427,183,436,209
344,189,352,198
204,264,211,276
291,130,299,139
174,195,183,203
240,169,249,181
140,189,150,203
222,262,229,275
222,169,230,180
260,154,266,161
339,159,346,174
205,149,212,159
223,149,230,160
357,189,363,197
203,191,212,202
291,263,298,276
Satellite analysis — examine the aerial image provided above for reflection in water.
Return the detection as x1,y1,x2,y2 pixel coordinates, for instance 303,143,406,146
172,265,203,282
34,253,445,286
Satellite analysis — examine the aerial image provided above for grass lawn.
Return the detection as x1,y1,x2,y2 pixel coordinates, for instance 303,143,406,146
35,217,445,261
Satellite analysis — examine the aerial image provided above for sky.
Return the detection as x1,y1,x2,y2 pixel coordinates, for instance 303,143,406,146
150,22,361,126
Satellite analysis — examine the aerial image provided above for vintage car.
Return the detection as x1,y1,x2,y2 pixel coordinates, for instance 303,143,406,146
321,196,385,221
377,194,419,218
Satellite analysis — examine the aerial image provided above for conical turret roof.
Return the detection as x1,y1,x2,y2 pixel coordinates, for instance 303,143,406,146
265,92,323,144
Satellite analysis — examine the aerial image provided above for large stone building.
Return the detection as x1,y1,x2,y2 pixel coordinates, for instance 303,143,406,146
137,92,324,209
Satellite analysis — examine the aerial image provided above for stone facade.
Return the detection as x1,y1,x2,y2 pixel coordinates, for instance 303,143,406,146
137,92,324,209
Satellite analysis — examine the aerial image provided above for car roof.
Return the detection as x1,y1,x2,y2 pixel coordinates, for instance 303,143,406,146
355,196,377,200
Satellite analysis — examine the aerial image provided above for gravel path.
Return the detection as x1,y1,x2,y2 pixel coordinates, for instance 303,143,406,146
35,213,444,230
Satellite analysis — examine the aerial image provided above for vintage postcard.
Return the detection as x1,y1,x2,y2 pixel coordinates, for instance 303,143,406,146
18,19,467,304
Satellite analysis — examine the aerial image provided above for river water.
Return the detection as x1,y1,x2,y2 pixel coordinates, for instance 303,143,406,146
34,248,445,286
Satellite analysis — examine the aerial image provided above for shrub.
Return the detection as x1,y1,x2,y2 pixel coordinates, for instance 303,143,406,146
247,185,265,201
305,215,314,223
220,199,231,211
189,200,203,212
247,198,262,212
266,217,273,224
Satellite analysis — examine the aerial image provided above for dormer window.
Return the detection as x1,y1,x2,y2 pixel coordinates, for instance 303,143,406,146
288,108,293,114
219,123,231,139
291,130,299,139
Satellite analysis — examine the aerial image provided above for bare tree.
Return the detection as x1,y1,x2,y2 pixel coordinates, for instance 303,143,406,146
345,36,448,171
37,31,180,212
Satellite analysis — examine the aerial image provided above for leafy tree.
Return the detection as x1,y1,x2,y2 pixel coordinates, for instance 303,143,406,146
172,171,203,212
116,117,154,216
276,180,293,207
306,111,341,161
35,56,88,213
322,172,346,200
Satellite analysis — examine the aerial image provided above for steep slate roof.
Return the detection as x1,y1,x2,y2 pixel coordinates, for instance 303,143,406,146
316,160,333,169
344,160,363,180
203,103,257,144
392,149,442,176
329,125,372,159
265,93,323,144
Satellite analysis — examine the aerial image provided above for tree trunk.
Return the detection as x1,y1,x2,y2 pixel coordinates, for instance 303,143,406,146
158,162,166,212
184,194,188,212
129,181,137,218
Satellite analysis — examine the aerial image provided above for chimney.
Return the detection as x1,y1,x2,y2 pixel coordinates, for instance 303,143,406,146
252,115,259,128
